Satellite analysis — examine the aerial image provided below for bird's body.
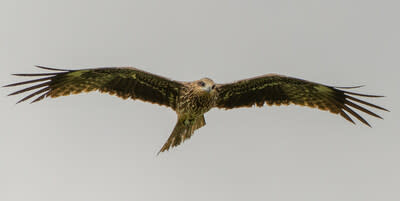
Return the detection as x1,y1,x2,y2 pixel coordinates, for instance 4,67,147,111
160,78,218,152
4,66,388,153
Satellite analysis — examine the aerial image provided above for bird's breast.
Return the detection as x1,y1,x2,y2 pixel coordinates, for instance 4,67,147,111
177,90,216,117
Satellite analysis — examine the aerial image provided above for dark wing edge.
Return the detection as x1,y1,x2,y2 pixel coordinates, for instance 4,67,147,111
4,66,184,109
215,74,388,127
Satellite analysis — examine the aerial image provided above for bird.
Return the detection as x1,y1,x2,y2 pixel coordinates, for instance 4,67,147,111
4,66,388,153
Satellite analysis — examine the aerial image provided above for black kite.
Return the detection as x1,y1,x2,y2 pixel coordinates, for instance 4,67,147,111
4,66,388,153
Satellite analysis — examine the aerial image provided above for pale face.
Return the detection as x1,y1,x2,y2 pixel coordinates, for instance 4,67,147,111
195,78,216,93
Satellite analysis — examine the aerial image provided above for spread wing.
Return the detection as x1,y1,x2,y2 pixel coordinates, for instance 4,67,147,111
4,66,183,109
215,74,388,126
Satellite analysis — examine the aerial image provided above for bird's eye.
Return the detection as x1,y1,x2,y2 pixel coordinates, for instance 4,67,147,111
198,81,205,87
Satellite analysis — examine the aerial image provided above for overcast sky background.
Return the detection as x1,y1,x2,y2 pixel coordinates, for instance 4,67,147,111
1,1,399,201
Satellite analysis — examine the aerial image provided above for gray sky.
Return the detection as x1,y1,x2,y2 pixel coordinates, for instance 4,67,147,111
1,1,399,201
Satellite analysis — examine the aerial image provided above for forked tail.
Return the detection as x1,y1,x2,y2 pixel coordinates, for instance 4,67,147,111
158,115,206,154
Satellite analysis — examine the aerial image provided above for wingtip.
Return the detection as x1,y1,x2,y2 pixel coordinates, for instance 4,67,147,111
334,85,365,89
16,99,25,104
344,91,385,98
348,117,372,128
157,147,168,155
381,107,390,112
156,149,165,156
7,92,17,96
34,65,69,71
3,81,23,87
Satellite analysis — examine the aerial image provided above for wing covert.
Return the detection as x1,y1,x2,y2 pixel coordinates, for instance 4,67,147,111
4,66,183,109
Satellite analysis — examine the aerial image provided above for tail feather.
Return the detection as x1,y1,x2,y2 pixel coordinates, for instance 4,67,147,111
158,116,206,154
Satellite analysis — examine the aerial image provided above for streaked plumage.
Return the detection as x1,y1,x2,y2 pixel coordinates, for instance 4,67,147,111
4,66,388,153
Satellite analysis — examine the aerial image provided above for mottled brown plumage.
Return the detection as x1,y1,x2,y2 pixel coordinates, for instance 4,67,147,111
4,66,388,153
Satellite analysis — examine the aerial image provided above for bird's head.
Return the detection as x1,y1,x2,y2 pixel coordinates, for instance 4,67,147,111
193,78,216,94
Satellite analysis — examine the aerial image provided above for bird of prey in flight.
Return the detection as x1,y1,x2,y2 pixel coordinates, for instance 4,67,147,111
4,66,388,153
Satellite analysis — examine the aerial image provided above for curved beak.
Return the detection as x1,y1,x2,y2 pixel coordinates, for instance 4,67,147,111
203,86,212,93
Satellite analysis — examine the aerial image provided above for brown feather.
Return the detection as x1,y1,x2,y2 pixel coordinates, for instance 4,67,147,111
339,111,355,124
8,81,51,96
4,77,52,87
17,87,50,104
158,115,206,154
